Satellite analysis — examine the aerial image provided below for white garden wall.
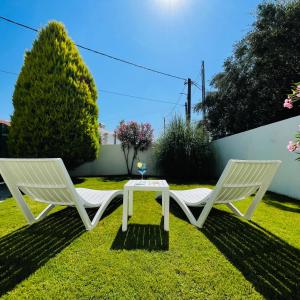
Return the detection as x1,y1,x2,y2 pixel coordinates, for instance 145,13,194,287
71,144,159,177
211,116,300,200
71,116,300,200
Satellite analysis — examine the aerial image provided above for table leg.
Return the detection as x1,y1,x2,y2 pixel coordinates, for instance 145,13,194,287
162,191,169,231
162,193,164,216
122,189,128,231
128,190,133,216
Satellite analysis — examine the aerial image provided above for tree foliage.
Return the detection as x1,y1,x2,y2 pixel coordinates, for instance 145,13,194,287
155,116,211,180
0,123,9,158
195,1,300,139
8,21,99,169
115,121,153,175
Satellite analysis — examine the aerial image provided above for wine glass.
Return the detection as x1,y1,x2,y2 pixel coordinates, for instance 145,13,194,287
137,162,147,181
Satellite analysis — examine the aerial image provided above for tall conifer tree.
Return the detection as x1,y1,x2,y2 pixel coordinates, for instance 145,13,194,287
8,21,99,168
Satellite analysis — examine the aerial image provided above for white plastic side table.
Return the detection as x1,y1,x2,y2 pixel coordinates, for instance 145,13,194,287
122,180,169,232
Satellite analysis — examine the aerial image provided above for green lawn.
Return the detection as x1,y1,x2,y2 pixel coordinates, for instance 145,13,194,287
0,177,299,299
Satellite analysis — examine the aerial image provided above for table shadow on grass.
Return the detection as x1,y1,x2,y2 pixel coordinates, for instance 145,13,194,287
0,198,122,297
166,199,300,299
111,218,169,251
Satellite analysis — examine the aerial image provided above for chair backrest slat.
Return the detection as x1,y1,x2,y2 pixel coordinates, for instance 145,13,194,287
212,160,281,203
0,158,79,206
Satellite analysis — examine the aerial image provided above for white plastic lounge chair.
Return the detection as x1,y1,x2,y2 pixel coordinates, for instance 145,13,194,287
164,159,281,228
0,158,123,230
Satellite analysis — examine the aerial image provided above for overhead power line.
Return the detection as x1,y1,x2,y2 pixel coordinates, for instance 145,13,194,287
0,16,186,81
165,85,186,118
102,109,164,125
0,16,38,32
100,89,184,106
0,69,18,76
0,68,183,107
192,81,201,90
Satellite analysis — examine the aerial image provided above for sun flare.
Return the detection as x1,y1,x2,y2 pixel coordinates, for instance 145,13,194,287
155,0,183,11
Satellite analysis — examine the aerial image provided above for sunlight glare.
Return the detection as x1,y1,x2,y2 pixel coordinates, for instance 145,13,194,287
155,0,183,12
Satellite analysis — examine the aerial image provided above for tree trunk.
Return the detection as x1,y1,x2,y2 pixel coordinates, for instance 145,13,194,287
130,148,138,175
121,146,131,175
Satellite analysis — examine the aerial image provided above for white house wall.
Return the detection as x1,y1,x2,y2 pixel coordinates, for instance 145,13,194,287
211,116,300,200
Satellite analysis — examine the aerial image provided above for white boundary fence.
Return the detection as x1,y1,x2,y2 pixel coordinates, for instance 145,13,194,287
211,116,300,200
71,116,300,200
71,145,159,177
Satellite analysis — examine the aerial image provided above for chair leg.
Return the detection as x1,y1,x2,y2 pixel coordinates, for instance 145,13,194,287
226,202,244,217
122,190,129,231
244,187,267,220
35,204,56,221
195,201,214,228
10,187,55,224
77,191,124,231
90,192,123,229
75,204,93,231
8,186,36,224
170,195,197,226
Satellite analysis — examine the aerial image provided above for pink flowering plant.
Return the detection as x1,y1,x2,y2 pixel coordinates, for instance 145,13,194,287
115,121,153,175
283,83,300,155
283,83,300,109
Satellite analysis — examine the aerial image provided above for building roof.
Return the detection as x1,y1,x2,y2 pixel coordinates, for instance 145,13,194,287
0,120,11,126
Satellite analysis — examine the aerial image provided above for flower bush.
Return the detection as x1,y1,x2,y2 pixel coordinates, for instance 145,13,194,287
284,83,300,154
115,121,153,175
283,83,300,110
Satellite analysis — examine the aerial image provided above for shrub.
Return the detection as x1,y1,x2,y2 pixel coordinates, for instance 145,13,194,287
155,116,210,180
115,121,153,175
8,21,99,169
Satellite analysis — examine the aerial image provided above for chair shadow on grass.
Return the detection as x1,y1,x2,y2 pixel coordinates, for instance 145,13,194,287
71,177,86,185
264,192,300,214
111,218,169,251
0,183,11,201
0,197,122,297
167,199,300,299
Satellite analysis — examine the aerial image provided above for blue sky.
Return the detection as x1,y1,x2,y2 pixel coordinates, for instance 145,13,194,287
0,0,262,136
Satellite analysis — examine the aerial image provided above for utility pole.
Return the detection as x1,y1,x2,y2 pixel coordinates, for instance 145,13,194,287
186,78,192,124
163,117,166,134
185,102,188,122
201,61,206,120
